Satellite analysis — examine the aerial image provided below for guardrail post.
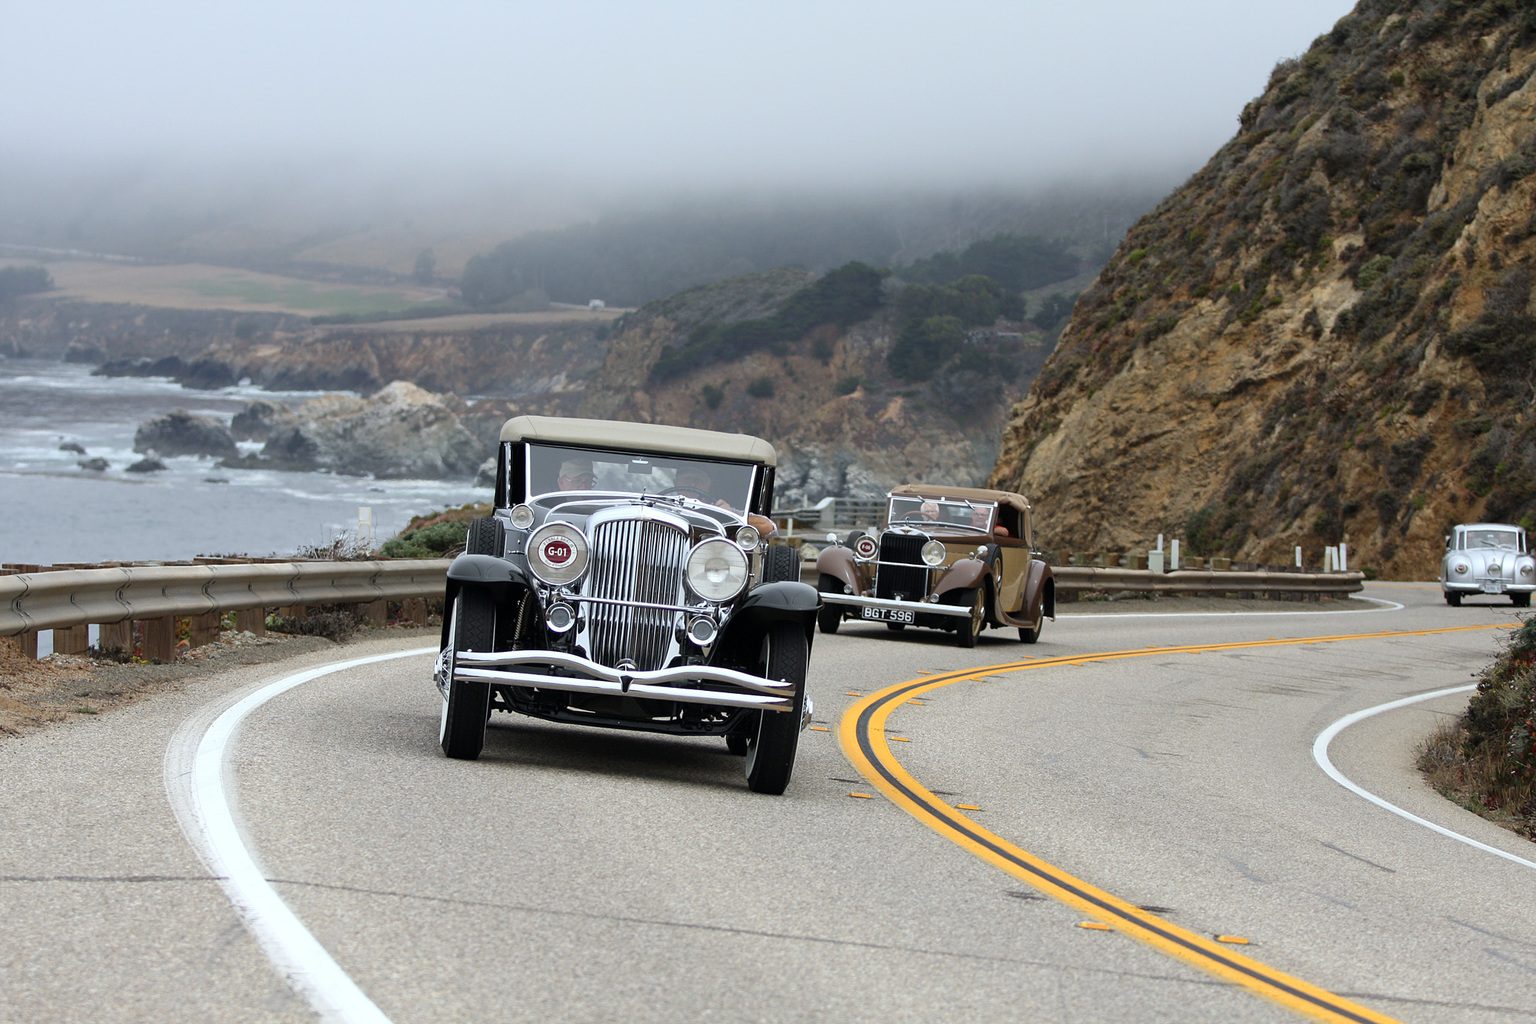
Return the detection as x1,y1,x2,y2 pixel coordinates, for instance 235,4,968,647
815,497,836,531
1170,539,1180,570
362,599,387,627
55,624,90,656
401,598,428,625
1339,543,1348,571
141,616,177,663
5,631,39,659
1147,550,1164,573
234,608,267,635
189,611,221,648
99,621,133,655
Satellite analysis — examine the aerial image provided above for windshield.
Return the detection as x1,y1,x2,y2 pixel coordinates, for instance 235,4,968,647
887,495,995,532
1466,529,1524,551
527,442,756,511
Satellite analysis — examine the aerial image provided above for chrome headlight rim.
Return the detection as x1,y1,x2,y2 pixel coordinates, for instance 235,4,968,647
853,535,878,560
1452,562,1469,575
686,537,749,603
527,522,590,586
509,503,536,530
921,539,947,567
735,524,761,550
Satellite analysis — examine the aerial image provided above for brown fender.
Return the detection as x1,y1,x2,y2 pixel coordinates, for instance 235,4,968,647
815,544,864,596
932,558,987,598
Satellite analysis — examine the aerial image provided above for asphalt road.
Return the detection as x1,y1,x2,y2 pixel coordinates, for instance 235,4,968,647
3,582,1534,1023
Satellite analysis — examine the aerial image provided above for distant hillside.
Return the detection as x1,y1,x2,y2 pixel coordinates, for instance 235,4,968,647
581,266,1055,504
456,189,1155,309
992,0,1536,578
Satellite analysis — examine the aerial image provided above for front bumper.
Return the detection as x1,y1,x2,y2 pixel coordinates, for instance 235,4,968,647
819,592,973,621
437,648,810,722
1443,579,1536,595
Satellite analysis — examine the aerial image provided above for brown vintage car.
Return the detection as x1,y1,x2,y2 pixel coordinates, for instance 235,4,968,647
814,484,1054,646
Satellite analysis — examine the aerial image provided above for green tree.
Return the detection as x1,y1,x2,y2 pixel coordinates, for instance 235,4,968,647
413,248,437,285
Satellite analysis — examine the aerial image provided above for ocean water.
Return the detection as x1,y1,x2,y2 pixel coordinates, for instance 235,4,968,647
0,359,482,566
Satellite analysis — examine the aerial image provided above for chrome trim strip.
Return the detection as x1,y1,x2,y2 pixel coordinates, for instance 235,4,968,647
455,649,798,699
818,593,973,617
455,668,794,711
568,592,705,614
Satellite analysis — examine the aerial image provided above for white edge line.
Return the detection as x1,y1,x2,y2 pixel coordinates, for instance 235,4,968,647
166,646,436,1024
1058,596,1405,619
1312,684,1536,871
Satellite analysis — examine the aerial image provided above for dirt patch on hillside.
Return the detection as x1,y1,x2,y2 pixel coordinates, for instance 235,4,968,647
0,626,435,739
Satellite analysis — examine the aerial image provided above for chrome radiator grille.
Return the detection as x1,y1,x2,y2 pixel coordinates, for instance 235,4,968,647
585,516,689,671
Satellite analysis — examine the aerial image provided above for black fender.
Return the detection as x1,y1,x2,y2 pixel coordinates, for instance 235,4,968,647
440,554,534,649
714,580,821,665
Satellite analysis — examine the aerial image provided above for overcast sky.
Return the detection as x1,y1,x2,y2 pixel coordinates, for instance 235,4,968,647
5,0,1358,203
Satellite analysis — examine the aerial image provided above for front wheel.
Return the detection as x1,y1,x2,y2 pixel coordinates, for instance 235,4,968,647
816,573,842,634
955,587,984,648
746,622,805,795
1444,590,1462,607
440,589,494,760
1513,593,1531,608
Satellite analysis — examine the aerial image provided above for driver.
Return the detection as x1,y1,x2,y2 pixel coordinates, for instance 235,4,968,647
557,458,596,490
672,465,718,502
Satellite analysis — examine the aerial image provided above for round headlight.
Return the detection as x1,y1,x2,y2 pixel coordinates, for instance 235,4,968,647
921,540,947,567
1521,563,1534,577
854,535,878,559
686,538,748,603
736,524,760,550
509,504,535,530
528,523,589,586
1452,562,1469,575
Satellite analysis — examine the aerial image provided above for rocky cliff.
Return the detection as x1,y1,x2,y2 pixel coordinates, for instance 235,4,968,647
580,269,1049,505
2,298,610,405
991,0,1536,578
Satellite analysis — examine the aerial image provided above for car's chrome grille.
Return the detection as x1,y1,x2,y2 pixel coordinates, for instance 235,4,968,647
876,533,928,602
586,516,688,671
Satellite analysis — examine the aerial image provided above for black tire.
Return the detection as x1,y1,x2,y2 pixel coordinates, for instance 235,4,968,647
466,516,502,556
726,732,750,755
746,622,805,795
1513,593,1531,608
1444,590,1462,607
440,589,493,760
886,622,905,632
1019,623,1042,643
816,573,842,634
762,544,800,584
955,587,984,648
844,530,865,549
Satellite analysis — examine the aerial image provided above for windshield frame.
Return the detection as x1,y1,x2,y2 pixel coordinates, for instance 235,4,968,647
523,440,761,513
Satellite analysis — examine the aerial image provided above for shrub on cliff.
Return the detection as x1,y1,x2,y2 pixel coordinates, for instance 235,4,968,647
900,233,1078,292
0,265,51,303
650,262,885,381
1419,617,1536,837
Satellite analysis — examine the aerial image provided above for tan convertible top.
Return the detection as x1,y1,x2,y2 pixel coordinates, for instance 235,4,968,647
501,415,777,466
890,483,1031,514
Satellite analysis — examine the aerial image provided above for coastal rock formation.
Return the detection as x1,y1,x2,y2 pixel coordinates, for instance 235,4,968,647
230,399,300,442
238,381,483,479
133,410,238,459
992,0,1536,578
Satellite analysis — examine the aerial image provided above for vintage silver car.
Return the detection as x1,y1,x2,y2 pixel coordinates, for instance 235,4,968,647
1441,522,1534,607
814,485,1054,646
435,415,819,794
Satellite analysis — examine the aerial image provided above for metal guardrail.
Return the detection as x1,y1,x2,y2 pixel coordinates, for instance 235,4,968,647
1051,566,1364,597
0,559,449,638
771,496,886,532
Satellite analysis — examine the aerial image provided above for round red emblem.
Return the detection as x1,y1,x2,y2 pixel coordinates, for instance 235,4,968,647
542,538,574,565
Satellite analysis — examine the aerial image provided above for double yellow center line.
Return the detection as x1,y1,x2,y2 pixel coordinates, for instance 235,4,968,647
838,624,1502,1023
